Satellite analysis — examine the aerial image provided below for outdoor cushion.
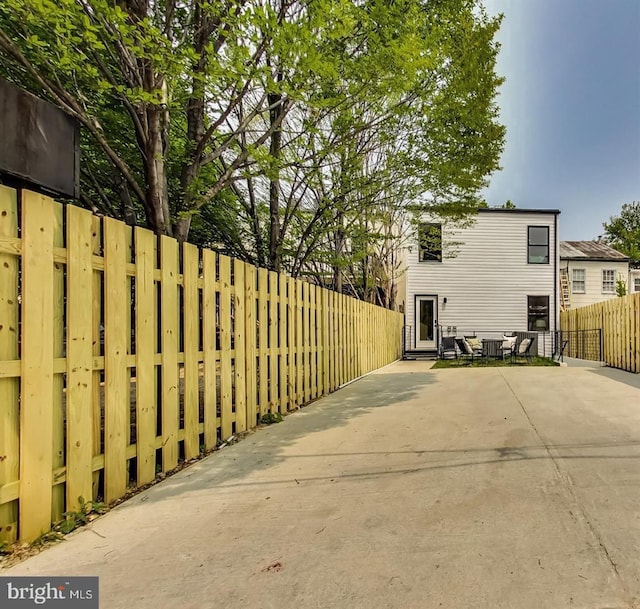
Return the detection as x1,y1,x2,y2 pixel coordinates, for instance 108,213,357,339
502,335,517,350
518,338,531,354
462,337,474,354
466,336,481,350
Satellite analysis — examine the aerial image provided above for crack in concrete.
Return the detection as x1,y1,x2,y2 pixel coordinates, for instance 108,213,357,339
497,369,635,607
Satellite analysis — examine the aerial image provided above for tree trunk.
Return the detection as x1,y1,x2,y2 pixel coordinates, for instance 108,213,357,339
177,1,210,243
144,104,171,236
268,86,283,272
174,216,192,242
333,218,345,294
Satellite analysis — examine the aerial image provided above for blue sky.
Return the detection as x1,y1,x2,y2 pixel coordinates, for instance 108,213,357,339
481,0,640,240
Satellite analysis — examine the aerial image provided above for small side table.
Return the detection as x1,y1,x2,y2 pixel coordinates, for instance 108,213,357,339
482,338,503,360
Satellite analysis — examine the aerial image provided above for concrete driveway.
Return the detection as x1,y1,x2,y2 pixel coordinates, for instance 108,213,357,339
4,362,640,609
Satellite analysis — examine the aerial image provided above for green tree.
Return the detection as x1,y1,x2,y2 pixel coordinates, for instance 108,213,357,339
0,0,505,284
601,201,640,261
201,0,506,275
616,276,627,297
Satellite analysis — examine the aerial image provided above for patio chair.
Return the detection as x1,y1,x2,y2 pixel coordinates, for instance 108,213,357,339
439,336,457,360
464,335,483,355
454,337,477,362
514,337,534,364
501,335,517,360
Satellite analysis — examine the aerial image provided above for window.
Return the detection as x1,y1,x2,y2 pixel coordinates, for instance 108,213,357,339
528,226,549,264
528,296,549,331
572,269,585,293
602,269,615,293
635,278,640,293
418,223,442,262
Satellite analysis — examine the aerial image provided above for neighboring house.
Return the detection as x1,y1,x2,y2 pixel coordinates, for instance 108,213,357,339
630,261,640,293
559,241,629,308
403,208,561,354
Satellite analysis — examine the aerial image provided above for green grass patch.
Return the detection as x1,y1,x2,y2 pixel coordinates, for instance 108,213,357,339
432,356,559,369
260,412,283,425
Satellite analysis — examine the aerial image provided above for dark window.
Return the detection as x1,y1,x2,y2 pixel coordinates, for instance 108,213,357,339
418,223,442,262
528,226,549,264
528,296,549,331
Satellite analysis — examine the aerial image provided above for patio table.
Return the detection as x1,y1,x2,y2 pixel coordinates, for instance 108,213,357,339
482,338,503,360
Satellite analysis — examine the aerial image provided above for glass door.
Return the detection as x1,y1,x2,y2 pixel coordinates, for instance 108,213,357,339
416,296,437,349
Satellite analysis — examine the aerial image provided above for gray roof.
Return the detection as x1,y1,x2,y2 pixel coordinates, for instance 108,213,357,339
478,208,561,215
559,241,629,261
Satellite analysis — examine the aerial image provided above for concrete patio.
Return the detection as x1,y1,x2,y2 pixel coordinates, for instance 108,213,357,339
4,361,640,608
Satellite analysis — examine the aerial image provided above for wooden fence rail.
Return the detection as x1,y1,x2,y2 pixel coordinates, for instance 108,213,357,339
560,293,640,373
0,186,404,543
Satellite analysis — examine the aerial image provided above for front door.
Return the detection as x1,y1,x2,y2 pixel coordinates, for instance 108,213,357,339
416,296,437,349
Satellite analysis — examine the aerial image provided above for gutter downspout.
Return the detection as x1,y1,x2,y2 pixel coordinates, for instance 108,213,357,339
554,213,558,337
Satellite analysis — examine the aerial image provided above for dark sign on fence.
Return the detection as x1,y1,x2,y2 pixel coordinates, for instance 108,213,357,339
0,78,80,198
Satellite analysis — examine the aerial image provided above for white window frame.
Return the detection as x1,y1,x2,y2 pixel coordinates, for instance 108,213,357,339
571,269,585,293
634,277,640,293
602,269,615,294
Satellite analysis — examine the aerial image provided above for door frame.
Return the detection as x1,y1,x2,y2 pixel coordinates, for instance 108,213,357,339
414,294,438,349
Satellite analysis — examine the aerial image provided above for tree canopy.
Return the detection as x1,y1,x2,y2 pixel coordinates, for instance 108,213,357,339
0,0,506,299
601,201,640,261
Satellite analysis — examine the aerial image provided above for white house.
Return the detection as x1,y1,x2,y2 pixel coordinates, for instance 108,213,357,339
559,241,629,308
630,262,640,294
402,208,561,355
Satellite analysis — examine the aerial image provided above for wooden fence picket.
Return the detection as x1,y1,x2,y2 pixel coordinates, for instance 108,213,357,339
258,269,269,417
233,260,247,433
269,272,279,413
0,186,19,543
278,274,288,413
66,206,95,511
103,218,128,504
287,276,296,409
160,235,180,472
244,265,257,428
183,243,200,459
202,249,218,450
51,203,65,523
218,255,233,440
134,226,157,485
19,191,55,542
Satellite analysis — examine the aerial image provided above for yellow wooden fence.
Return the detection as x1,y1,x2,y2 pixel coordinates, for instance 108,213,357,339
0,186,404,543
560,293,640,373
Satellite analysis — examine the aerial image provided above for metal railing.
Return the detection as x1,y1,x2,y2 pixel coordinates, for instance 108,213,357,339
554,329,602,362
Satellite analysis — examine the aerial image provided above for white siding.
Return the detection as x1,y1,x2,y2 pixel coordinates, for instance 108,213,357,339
564,260,629,308
405,211,559,348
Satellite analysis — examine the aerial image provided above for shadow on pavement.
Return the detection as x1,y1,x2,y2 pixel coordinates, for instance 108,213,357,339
127,369,438,504
587,366,640,391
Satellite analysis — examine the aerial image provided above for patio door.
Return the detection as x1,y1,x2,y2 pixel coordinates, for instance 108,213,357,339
416,296,437,349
